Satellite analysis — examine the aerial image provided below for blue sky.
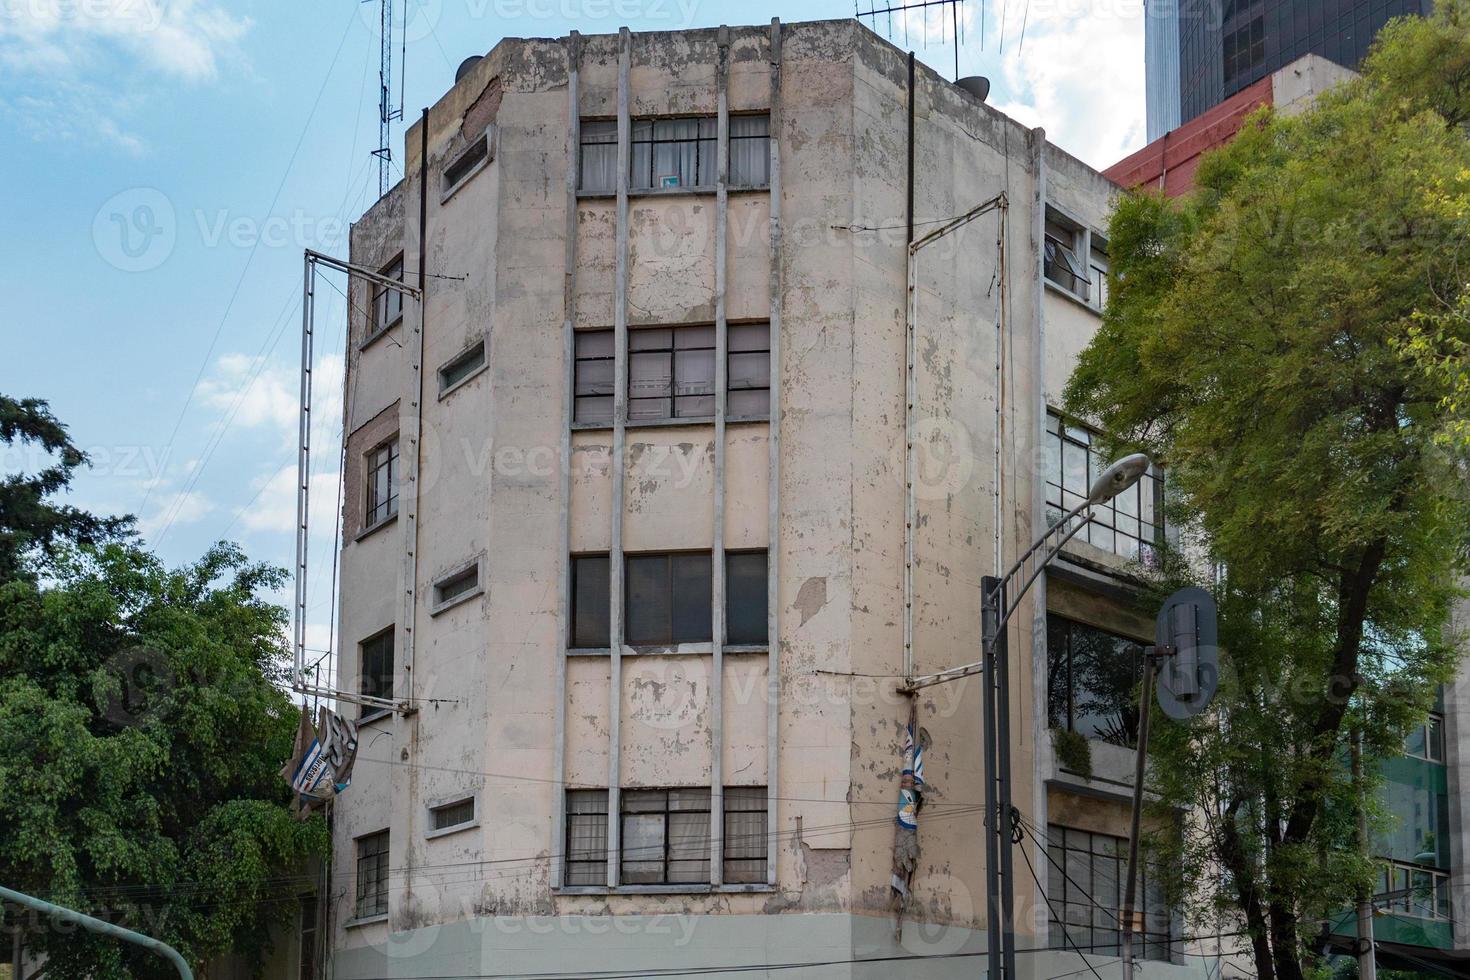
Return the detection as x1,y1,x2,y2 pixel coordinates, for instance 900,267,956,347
0,0,1145,651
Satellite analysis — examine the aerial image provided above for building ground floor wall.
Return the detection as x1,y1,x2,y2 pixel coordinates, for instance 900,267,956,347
329,912,1216,979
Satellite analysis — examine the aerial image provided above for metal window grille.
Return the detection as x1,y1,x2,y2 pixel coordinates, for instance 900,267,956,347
565,789,609,885
1046,824,1172,961
722,786,768,882
430,797,476,831
355,831,389,918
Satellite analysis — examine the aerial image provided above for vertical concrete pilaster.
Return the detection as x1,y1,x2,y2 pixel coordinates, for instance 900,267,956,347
606,25,632,889
710,24,731,887
765,16,783,887
552,30,581,891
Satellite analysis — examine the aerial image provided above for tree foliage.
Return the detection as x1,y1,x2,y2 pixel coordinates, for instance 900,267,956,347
1064,5,1470,978
0,396,132,579
0,542,326,977
0,394,325,976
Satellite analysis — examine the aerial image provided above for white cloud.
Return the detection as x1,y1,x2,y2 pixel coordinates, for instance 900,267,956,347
197,352,343,441
0,0,250,82
988,0,1148,169
137,488,214,536
240,463,342,535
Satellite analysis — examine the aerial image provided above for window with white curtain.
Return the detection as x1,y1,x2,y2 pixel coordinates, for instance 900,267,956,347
579,119,618,193
728,114,770,186
577,114,772,192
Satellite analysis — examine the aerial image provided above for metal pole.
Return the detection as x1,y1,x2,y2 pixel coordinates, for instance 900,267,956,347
994,578,1017,980
1121,651,1159,980
1352,730,1377,980
981,576,1003,979
0,887,192,980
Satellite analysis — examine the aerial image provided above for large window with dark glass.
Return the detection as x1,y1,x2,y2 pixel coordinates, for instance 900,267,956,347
573,324,771,425
1048,615,1146,748
1044,412,1164,562
1047,825,1172,961
626,552,712,646
1223,14,1265,83
569,550,767,649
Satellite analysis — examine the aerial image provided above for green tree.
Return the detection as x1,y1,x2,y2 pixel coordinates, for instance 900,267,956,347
1064,6,1470,978
0,396,131,579
0,542,326,978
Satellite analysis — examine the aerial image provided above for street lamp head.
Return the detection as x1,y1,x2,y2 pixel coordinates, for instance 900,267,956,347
1087,452,1151,505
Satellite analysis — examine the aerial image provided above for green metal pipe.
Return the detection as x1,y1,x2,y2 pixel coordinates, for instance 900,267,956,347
0,885,193,980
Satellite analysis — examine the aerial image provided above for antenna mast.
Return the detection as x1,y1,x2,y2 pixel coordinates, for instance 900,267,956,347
372,0,403,196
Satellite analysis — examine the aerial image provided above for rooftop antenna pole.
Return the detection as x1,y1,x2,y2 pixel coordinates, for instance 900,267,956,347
371,0,403,196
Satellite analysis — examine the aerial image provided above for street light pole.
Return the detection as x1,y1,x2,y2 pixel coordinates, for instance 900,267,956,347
909,452,1152,980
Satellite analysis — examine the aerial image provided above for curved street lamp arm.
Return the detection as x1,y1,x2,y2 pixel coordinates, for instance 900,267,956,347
0,885,193,980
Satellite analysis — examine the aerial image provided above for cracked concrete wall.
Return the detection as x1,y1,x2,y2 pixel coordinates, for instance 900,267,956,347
330,18,1193,974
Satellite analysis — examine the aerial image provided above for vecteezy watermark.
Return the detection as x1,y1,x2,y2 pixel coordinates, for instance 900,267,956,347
92,188,350,271
460,0,702,27
92,187,175,273
2,0,165,32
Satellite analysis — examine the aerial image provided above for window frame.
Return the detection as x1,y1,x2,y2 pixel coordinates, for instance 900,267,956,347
1047,613,1149,749
1044,411,1165,563
363,437,400,533
624,550,713,648
572,322,772,428
1046,823,1174,961
353,829,390,921
366,254,405,346
1043,207,1091,303
437,338,488,398
564,789,610,886
425,793,479,839
569,553,611,651
299,894,319,980
722,786,768,883
619,787,712,885
357,627,395,723
576,114,772,194
429,555,484,615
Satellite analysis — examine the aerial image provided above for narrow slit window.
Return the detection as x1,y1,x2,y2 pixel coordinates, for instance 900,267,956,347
579,119,618,193
439,340,486,395
432,562,481,610
728,322,771,417
570,554,611,648
429,796,476,833
443,132,490,198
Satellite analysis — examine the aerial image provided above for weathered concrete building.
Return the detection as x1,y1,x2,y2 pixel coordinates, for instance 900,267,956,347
325,18,1210,977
